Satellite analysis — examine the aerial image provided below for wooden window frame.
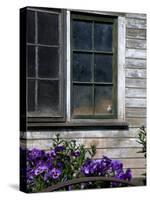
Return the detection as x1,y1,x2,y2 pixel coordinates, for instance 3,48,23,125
70,12,118,119
20,7,66,131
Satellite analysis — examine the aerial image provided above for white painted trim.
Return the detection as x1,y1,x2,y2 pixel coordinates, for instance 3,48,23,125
66,11,71,122
118,16,126,120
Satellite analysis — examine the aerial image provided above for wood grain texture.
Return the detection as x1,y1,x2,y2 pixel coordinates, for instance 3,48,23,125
126,117,146,128
126,58,146,69
126,49,146,59
126,28,146,39
22,128,140,139
126,78,146,88
20,137,142,150
126,38,146,49
126,69,146,79
126,88,146,98
126,18,146,29
126,108,146,118
126,13,146,19
126,98,146,108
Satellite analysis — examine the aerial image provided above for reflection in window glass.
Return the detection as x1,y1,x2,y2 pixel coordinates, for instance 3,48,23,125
94,54,112,82
27,10,35,43
38,12,59,45
73,53,92,82
73,20,92,50
38,47,59,78
27,46,35,77
73,85,93,115
94,23,112,52
28,80,35,111
38,80,59,115
95,86,112,114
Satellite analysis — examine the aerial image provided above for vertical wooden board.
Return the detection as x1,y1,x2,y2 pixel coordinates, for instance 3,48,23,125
126,78,146,88
125,88,146,98
126,18,146,29
126,28,146,39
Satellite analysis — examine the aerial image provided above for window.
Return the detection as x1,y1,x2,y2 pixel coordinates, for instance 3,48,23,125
71,14,117,119
20,7,126,129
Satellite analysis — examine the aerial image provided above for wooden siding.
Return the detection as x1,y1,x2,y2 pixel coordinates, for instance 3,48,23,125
21,12,146,179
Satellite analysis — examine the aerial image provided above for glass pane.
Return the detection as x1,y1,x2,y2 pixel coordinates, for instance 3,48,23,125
95,86,112,114
38,80,59,115
38,47,59,78
27,10,35,43
73,53,92,82
73,85,93,115
27,46,35,77
28,80,35,111
73,20,92,50
94,23,112,51
38,12,59,45
94,54,112,82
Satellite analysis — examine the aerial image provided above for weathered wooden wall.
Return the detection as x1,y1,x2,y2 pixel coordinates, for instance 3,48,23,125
21,12,146,179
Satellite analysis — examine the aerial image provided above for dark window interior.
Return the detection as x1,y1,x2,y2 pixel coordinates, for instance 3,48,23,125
71,15,117,118
26,9,63,118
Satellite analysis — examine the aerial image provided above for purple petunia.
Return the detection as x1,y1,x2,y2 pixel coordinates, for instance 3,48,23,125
49,168,61,179
71,151,80,157
54,146,65,152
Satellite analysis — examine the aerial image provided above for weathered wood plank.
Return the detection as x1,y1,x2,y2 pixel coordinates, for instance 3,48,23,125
21,129,141,139
129,168,146,178
20,138,142,150
119,158,146,169
126,78,146,88
126,13,146,19
126,49,146,59
126,117,146,128
126,58,146,69
126,88,146,98
126,69,146,79
126,18,146,29
126,38,146,49
126,98,146,108
126,28,146,39
94,148,144,159
126,108,146,118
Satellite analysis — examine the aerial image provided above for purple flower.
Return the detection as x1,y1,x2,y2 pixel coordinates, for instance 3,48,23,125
47,149,56,157
111,160,123,172
28,148,44,160
34,164,48,176
55,146,65,152
71,151,80,157
50,168,61,179
124,169,132,181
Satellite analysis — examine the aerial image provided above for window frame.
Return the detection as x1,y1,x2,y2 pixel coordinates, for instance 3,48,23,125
20,7,127,130
70,12,118,119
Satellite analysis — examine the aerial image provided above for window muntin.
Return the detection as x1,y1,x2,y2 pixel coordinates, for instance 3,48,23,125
71,14,117,119
26,9,64,118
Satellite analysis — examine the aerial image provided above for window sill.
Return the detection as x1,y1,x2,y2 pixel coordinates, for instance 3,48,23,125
27,120,129,131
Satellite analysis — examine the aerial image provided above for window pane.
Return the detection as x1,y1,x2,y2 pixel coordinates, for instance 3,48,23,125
27,46,35,77
38,46,59,78
38,12,59,45
73,85,93,115
73,20,92,50
28,80,35,111
94,54,112,82
27,11,35,43
95,86,112,114
94,23,112,51
73,53,92,82
38,80,59,115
